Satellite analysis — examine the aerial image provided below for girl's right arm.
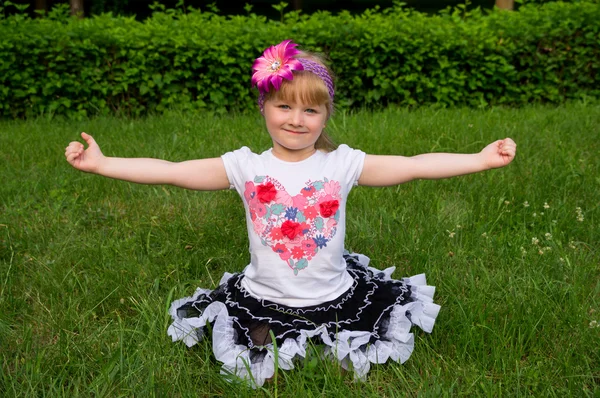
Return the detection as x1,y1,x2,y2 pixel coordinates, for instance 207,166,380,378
358,138,516,187
65,132,230,191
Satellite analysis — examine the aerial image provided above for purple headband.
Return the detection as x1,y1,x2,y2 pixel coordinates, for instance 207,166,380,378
251,40,335,114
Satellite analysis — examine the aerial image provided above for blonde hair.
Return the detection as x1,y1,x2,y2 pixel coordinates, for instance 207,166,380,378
263,52,337,152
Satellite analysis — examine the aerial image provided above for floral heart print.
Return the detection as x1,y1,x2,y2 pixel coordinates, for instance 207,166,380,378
244,176,342,275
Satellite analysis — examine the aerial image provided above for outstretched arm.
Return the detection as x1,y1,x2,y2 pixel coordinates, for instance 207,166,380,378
65,132,230,191
358,138,516,187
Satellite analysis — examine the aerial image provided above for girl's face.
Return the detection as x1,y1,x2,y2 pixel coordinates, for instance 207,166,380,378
263,98,328,162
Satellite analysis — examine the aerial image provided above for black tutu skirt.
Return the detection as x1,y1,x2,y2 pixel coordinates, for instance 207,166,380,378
168,253,440,387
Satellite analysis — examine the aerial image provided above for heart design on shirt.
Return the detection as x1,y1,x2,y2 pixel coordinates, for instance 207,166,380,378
244,175,341,275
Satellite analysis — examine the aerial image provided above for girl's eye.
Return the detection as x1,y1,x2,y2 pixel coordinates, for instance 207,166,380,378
306,108,318,114
278,104,290,109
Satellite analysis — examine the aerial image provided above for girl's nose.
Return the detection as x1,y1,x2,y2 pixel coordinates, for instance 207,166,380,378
289,110,304,127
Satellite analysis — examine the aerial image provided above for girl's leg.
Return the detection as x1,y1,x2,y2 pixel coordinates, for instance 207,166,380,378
249,322,273,346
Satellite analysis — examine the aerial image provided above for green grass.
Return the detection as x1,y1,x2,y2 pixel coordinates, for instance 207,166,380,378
0,103,599,397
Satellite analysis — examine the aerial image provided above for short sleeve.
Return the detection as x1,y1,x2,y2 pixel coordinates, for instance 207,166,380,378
335,144,366,188
221,146,253,192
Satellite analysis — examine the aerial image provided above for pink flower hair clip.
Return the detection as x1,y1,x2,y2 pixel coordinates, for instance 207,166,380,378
252,40,336,115
251,39,304,94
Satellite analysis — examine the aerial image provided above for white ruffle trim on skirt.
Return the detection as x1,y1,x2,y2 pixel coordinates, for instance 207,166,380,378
167,270,440,388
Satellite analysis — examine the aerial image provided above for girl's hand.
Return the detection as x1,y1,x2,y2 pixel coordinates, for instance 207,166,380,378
480,138,517,169
65,132,105,173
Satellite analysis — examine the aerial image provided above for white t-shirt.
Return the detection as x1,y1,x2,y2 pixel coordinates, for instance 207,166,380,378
221,144,366,307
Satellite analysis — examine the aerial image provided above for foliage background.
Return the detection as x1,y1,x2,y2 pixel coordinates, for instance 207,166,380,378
6,0,501,19
0,1,599,119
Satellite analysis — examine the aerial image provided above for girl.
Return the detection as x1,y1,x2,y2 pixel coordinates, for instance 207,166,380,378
65,40,517,387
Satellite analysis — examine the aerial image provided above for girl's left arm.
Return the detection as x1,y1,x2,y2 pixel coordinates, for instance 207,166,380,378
358,138,516,187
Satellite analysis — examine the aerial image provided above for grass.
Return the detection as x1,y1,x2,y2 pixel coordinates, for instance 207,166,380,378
0,103,599,397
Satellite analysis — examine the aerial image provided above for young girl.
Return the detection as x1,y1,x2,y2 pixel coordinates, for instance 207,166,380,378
65,40,517,387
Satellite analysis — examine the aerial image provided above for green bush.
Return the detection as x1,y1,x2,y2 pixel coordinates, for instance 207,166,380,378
0,1,598,118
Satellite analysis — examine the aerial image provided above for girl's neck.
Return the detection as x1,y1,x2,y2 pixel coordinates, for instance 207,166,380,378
271,146,317,162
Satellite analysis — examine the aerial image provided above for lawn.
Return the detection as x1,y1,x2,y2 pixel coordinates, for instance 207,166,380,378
0,103,598,396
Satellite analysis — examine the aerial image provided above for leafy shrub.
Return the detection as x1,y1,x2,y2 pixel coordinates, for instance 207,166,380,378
0,1,598,118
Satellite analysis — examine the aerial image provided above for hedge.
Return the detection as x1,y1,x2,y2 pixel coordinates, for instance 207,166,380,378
0,1,598,118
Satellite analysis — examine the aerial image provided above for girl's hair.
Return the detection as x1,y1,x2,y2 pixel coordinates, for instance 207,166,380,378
263,52,337,152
